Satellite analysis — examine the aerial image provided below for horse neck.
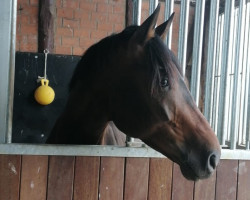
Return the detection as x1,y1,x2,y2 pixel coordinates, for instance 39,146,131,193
49,83,110,144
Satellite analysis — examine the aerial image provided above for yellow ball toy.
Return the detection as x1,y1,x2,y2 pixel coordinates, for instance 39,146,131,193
34,79,55,105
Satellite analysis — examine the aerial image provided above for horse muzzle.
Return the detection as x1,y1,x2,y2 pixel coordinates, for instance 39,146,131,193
179,150,221,181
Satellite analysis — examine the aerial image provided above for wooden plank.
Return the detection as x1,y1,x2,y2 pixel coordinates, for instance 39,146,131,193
38,0,55,53
148,158,173,200
124,158,150,200
0,155,21,200
73,156,100,200
194,170,216,200
237,160,250,200
99,157,125,200
171,163,194,200
20,155,48,200
47,156,75,200
215,160,238,200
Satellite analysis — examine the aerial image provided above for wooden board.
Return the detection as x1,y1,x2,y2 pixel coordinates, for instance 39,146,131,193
148,158,173,200
215,160,238,200
237,160,250,200
0,155,21,200
13,52,80,143
123,158,150,200
47,156,75,200
99,157,125,200
194,170,216,200
171,163,194,200
73,156,100,200
20,155,48,200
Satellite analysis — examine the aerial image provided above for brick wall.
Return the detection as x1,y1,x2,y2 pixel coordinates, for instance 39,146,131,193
16,0,126,55
16,0,39,52
55,0,126,55
16,0,194,56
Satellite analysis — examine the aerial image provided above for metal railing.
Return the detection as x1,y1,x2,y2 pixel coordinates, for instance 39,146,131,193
129,0,250,151
0,0,249,158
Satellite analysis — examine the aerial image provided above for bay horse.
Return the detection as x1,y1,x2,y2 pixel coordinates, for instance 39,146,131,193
47,4,221,180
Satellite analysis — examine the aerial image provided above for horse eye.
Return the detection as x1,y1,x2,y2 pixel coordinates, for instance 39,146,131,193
160,78,169,88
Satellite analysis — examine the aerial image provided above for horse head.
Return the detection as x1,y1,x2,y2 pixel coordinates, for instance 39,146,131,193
110,4,221,180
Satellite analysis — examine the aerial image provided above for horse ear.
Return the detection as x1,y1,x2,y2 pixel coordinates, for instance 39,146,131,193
130,4,160,46
155,12,175,40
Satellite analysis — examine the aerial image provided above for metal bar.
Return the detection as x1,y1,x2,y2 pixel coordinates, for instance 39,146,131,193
132,0,142,25
190,0,206,105
177,0,190,76
149,0,158,15
204,0,219,123
212,14,224,134
217,0,235,145
245,2,250,150
230,0,246,150
128,0,142,145
165,0,174,49
0,0,17,143
0,144,250,159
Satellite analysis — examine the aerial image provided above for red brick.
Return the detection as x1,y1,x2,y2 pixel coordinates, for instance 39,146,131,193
73,47,84,56
91,30,108,39
57,27,73,36
27,35,38,43
92,0,108,3
18,35,28,43
74,28,90,37
55,46,72,55
20,6,38,16
16,24,21,34
56,17,63,27
62,37,79,46
62,0,79,9
30,0,39,6
108,13,124,24
20,42,37,52
141,1,149,10
56,0,62,7
17,0,29,6
97,22,113,31
54,36,62,46
113,4,125,14
108,0,125,5
20,24,37,34
97,3,113,13
79,2,97,11
63,18,79,28
91,12,108,22
17,15,29,25
30,16,38,24
114,23,124,32
74,10,90,20
80,20,97,29
16,42,20,51
80,38,96,48
57,8,74,18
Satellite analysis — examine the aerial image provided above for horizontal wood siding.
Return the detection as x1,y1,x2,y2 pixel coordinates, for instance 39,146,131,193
0,155,249,200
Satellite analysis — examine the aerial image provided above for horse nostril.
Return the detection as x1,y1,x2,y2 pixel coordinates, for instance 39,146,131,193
207,153,219,173
209,154,216,169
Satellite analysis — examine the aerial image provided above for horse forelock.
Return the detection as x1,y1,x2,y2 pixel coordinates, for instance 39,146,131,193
144,36,183,95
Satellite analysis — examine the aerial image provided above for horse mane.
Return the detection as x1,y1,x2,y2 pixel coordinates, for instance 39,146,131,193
145,36,183,95
69,26,138,90
69,25,182,92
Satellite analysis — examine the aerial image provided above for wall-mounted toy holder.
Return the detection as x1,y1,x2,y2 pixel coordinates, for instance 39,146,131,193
34,50,55,105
